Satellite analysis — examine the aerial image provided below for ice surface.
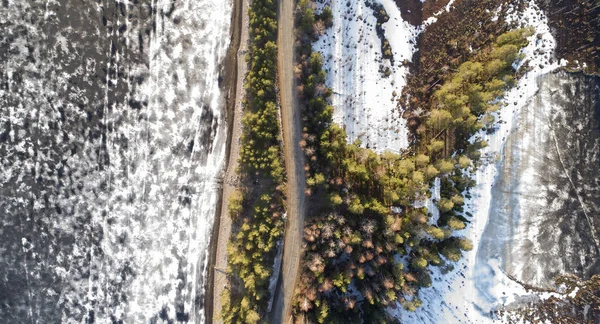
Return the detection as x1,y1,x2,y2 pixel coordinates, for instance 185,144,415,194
483,71,600,289
0,0,232,322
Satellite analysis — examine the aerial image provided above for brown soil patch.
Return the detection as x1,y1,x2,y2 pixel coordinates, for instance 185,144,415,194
394,0,453,26
422,0,453,19
394,0,423,26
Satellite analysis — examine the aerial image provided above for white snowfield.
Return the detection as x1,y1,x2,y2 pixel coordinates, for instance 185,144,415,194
313,0,567,322
119,1,231,321
313,0,421,153
395,1,566,323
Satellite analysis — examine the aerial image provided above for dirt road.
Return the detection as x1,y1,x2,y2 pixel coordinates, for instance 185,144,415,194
270,0,306,322
210,0,248,322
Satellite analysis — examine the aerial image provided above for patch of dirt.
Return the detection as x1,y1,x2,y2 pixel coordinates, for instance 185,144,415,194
394,0,423,26
394,0,453,26
268,0,307,322
423,0,453,19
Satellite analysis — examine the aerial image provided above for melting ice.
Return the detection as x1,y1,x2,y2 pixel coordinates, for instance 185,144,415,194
0,0,232,322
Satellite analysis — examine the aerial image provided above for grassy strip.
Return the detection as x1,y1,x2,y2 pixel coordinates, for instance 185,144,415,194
219,0,285,322
291,1,531,323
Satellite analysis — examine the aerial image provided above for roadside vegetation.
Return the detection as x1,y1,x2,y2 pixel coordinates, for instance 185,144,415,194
291,1,532,322
219,0,285,322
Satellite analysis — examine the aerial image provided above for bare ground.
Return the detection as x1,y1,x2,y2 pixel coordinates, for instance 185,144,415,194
269,0,307,322
210,0,249,321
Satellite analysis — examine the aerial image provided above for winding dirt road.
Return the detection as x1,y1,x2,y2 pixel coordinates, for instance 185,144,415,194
270,0,306,322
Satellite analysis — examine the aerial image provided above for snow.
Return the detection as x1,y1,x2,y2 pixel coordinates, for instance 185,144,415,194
310,1,568,320
313,0,421,153
394,1,566,322
100,1,233,321
427,178,441,224
267,240,284,312
423,16,438,26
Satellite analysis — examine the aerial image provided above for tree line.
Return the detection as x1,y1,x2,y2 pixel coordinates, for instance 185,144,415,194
219,0,286,322
291,1,532,323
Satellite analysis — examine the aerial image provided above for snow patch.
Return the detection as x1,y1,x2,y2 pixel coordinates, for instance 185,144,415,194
267,240,284,312
396,1,565,322
313,0,421,153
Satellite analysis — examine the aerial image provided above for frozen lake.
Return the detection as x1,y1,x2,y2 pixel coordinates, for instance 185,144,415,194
0,0,231,322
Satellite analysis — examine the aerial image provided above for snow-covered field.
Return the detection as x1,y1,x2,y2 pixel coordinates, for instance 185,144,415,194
396,1,567,322
313,0,421,153
313,0,579,321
